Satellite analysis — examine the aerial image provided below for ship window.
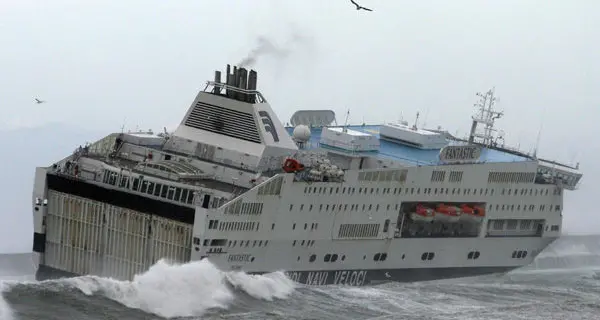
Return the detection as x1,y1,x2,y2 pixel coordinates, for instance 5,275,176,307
147,182,155,194
181,189,188,203
140,181,148,193
293,223,296,230
186,191,194,204
119,176,128,188
374,253,381,261
174,188,181,201
319,204,323,211
153,184,162,196
271,223,275,230
164,186,171,199
331,254,338,262
293,240,296,246
555,205,561,211
304,223,308,230
421,252,427,261
324,254,331,262
289,204,293,211
310,204,313,211
383,219,390,233
132,178,140,191
309,254,316,262
300,204,304,211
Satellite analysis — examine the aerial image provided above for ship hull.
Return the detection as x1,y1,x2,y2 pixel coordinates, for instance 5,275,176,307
35,263,516,286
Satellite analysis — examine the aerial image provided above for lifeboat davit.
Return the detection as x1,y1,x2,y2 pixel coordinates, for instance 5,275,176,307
434,204,461,223
459,204,485,223
282,158,305,173
410,204,435,222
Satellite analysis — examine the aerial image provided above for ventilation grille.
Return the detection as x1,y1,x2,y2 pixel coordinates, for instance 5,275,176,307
184,101,261,143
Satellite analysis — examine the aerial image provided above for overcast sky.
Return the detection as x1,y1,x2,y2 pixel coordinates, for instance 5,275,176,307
0,0,598,253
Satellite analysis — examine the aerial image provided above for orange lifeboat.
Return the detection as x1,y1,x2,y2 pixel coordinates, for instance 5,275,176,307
282,158,305,173
434,204,461,223
410,204,435,222
459,204,485,223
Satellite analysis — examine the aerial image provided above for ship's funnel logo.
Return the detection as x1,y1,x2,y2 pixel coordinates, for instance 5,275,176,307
259,111,279,142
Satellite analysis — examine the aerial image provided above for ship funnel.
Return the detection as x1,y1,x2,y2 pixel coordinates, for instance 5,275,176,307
212,64,259,104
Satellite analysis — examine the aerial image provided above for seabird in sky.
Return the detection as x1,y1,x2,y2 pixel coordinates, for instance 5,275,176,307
350,0,373,12
35,98,45,104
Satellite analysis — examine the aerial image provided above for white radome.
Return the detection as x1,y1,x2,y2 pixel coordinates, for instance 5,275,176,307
293,125,311,142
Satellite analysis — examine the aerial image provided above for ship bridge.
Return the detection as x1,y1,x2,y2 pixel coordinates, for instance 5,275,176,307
162,64,298,172
534,159,582,190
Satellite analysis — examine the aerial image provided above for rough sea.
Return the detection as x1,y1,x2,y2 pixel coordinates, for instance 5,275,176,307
1,235,599,320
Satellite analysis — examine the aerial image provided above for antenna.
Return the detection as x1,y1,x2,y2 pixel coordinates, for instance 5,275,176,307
533,106,546,158
343,109,350,132
120,117,127,133
412,112,420,130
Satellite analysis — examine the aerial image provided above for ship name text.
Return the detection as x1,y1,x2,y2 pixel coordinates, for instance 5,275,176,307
227,253,252,263
286,270,368,286
439,145,482,163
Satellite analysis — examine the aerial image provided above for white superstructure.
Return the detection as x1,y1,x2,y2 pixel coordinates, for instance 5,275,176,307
30,64,583,286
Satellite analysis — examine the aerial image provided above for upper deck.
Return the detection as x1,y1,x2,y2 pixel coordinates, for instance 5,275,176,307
285,124,531,166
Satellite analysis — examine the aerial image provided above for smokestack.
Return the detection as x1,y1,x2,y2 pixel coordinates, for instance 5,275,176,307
247,69,258,103
213,71,222,95
238,68,248,101
233,66,238,87
225,64,231,97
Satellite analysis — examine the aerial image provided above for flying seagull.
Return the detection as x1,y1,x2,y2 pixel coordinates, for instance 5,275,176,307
34,98,45,104
350,0,373,11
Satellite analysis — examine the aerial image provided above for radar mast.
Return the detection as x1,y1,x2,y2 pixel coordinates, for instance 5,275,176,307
468,88,504,146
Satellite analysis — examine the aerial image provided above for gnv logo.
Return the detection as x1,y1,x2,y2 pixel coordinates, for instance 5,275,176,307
258,110,279,142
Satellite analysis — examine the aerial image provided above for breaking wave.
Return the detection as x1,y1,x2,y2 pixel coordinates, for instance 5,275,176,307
1,259,296,319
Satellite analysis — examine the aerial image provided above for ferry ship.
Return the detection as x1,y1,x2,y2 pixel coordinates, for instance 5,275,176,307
31,64,583,286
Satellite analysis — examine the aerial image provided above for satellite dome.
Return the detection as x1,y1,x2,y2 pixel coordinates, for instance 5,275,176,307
292,125,311,142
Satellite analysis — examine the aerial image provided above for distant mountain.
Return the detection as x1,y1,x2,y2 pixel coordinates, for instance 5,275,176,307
0,123,101,253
